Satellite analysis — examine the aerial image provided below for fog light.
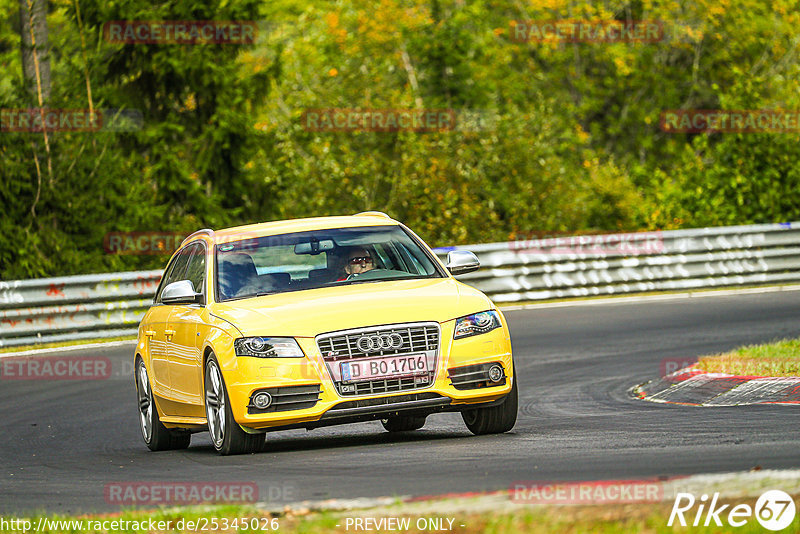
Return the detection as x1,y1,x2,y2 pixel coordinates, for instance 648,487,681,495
487,364,504,383
253,392,272,409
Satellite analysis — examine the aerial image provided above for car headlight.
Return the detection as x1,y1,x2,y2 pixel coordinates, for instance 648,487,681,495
234,337,305,358
453,310,501,339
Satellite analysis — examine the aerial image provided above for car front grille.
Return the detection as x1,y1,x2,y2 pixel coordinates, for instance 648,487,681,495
317,322,440,397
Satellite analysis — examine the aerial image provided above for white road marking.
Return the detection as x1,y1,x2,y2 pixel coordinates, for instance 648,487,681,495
0,339,137,359
500,284,800,311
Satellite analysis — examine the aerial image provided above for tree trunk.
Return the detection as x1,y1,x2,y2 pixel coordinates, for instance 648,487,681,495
19,0,51,103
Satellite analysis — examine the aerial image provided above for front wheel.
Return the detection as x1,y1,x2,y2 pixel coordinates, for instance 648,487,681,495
461,376,518,435
135,358,191,451
205,356,265,455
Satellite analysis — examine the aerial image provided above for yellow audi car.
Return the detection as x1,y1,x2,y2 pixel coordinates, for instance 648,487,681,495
134,212,516,455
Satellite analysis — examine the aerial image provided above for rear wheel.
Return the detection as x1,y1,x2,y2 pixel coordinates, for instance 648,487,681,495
381,415,426,432
461,376,518,435
135,358,191,451
204,355,265,455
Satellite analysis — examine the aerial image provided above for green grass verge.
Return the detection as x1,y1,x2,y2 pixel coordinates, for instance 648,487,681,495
1,497,797,534
697,337,800,377
0,335,137,354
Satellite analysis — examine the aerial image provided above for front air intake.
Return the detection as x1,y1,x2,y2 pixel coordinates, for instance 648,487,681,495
448,362,507,390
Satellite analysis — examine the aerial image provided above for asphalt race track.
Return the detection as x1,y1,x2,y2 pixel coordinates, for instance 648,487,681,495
3,290,800,514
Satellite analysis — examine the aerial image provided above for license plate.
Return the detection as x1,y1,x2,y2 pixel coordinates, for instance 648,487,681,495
341,354,428,382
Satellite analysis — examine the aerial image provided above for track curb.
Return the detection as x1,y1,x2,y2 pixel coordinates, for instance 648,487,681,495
632,366,800,406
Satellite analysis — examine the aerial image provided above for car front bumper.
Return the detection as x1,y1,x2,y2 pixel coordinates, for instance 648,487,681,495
218,319,514,431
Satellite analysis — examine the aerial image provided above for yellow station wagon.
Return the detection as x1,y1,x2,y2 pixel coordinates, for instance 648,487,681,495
134,212,517,454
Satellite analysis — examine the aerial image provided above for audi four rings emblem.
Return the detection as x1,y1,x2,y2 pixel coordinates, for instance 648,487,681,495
356,333,404,353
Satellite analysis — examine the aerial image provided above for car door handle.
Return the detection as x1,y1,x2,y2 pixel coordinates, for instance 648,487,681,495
165,329,176,340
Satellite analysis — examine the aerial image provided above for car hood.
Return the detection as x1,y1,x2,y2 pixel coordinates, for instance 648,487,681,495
210,278,493,338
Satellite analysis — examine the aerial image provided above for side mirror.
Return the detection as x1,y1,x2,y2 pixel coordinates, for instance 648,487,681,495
446,250,480,276
161,280,202,305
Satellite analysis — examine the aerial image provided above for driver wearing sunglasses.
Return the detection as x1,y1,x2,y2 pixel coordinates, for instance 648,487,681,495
341,247,375,279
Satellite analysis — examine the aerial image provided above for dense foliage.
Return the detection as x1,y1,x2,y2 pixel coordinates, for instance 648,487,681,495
1,0,798,278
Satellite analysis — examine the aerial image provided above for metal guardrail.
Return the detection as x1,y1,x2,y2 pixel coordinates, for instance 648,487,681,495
0,271,161,347
437,222,800,303
1,222,798,347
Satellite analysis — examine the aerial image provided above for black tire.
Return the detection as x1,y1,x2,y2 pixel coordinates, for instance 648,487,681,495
381,415,426,432
204,355,265,455
461,376,518,435
135,358,191,451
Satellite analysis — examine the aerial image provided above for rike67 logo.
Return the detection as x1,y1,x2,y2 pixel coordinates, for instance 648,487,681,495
669,490,796,531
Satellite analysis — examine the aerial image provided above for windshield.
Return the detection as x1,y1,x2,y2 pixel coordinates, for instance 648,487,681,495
214,225,444,301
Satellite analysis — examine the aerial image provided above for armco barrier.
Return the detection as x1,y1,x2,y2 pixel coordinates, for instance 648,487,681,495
440,222,800,303
1,223,798,347
0,271,161,347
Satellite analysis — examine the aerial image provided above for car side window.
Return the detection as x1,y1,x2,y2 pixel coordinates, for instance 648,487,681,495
155,247,192,303
372,244,396,270
184,244,206,300
395,242,428,275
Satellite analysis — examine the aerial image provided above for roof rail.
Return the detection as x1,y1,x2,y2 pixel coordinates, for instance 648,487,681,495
353,211,392,218
182,228,215,246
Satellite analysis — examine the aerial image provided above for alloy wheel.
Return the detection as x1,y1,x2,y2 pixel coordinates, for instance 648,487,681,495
136,361,153,443
205,360,226,449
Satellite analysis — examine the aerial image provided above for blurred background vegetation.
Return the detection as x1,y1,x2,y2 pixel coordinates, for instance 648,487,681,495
1,0,799,278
